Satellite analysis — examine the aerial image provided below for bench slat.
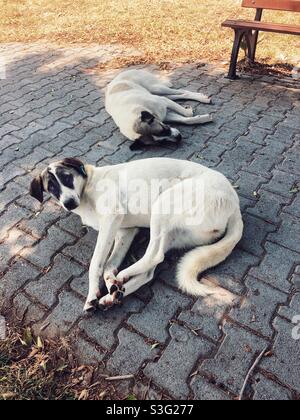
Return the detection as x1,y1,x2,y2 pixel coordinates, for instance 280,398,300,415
222,19,300,35
242,0,300,12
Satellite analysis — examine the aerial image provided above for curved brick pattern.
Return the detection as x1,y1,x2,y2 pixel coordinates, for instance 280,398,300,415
144,324,215,399
0,43,300,400
229,276,287,338
200,322,268,396
106,328,156,375
79,297,144,352
252,374,293,400
260,317,300,393
128,282,191,343
191,376,232,400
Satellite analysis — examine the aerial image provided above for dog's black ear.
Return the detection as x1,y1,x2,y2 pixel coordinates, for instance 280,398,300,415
130,140,144,151
62,157,87,178
141,111,155,124
30,176,44,203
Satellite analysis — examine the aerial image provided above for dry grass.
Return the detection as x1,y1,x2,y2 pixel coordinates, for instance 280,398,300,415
0,324,117,400
1,0,299,66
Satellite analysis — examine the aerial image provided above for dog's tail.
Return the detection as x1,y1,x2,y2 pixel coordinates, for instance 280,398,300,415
176,209,243,298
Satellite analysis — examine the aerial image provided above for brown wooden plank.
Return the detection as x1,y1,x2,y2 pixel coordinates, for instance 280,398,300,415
222,19,300,35
242,0,300,12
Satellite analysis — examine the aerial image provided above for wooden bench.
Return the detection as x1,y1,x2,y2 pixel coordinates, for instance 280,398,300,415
222,0,300,79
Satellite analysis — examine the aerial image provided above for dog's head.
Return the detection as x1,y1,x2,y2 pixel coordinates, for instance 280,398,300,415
29,158,87,211
132,111,182,149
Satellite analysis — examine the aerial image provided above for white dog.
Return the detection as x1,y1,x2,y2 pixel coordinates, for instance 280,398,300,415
105,69,213,149
30,157,243,312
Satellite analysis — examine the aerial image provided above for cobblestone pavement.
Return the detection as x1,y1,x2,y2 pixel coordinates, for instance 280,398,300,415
0,43,300,400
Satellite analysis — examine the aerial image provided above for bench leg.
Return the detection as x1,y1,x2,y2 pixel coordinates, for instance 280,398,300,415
227,29,245,80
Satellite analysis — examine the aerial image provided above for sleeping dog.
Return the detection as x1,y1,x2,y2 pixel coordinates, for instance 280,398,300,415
105,69,213,149
30,157,243,312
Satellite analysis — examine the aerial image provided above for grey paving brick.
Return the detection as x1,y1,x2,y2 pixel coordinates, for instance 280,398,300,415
200,322,268,395
278,293,300,322
0,228,36,273
35,291,83,338
145,324,215,399
261,317,300,392
247,189,291,224
240,214,276,257
268,214,300,254
74,336,105,365
25,254,84,307
79,296,144,351
63,229,97,267
252,374,293,400
128,282,191,343
21,224,75,268
250,241,299,293
13,292,45,324
0,259,40,304
107,328,155,375
191,376,232,400
229,276,287,338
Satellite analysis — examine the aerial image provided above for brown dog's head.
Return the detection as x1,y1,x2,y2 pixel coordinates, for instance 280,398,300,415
30,158,87,211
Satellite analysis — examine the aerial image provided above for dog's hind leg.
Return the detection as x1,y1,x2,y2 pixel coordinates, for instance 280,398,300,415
165,111,213,125
150,85,211,104
162,97,195,117
99,269,155,308
104,228,139,291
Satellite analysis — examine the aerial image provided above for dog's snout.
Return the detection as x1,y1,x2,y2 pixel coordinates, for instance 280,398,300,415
175,133,182,142
64,198,78,211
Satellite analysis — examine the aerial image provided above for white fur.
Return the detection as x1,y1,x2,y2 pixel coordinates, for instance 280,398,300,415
105,69,213,142
59,157,244,312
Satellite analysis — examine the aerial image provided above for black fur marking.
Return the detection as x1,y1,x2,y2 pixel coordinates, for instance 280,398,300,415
110,284,118,295
47,172,62,200
141,111,155,124
116,291,124,302
62,158,87,178
56,168,75,189
30,176,44,203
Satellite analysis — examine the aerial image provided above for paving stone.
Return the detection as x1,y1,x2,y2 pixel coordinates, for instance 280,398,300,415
239,214,276,257
74,336,105,365
252,374,293,400
278,293,300,322
63,228,97,267
250,241,299,293
144,324,215,399
25,254,85,307
229,276,287,338
0,204,32,241
13,292,45,324
191,376,232,400
128,282,191,343
107,328,155,375
200,322,268,395
79,297,144,351
21,224,75,268
0,259,40,304
0,228,36,273
268,214,300,254
247,189,291,224
35,291,83,338
261,317,300,392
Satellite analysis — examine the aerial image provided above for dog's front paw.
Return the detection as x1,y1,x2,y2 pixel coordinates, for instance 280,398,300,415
99,285,125,310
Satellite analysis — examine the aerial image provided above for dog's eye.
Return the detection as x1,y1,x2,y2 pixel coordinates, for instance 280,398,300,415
60,173,74,189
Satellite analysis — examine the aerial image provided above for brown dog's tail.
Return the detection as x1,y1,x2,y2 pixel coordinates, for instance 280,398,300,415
176,209,243,298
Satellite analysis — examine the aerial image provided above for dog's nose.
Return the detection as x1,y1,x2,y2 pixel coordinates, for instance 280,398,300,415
64,198,78,211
